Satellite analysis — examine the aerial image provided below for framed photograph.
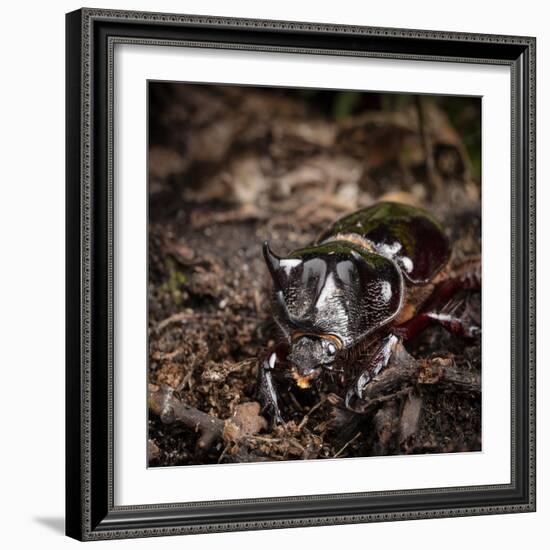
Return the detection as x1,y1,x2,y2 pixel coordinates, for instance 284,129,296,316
66,8,536,541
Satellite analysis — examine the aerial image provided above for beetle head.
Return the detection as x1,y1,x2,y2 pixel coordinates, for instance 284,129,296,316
286,335,340,389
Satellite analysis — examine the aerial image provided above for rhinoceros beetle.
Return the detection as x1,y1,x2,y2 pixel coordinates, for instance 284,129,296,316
259,201,480,425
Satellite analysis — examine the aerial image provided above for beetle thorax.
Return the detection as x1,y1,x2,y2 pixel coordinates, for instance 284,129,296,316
263,241,404,350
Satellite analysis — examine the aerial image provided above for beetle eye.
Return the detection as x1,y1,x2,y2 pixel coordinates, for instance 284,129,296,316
326,343,337,357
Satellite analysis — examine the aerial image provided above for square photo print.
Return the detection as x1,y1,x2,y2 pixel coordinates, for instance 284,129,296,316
147,82,482,467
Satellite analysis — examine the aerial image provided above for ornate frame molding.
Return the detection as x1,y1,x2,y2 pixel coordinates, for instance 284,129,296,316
66,8,536,540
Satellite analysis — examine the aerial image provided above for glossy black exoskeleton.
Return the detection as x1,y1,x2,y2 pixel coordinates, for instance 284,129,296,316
259,201,480,425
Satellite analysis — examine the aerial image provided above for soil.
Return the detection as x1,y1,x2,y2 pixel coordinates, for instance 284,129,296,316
147,83,482,466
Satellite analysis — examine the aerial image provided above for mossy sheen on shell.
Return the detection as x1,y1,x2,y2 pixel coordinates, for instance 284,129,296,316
317,201,450,284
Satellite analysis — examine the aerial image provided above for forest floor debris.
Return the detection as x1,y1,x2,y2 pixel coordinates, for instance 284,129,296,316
147,84,482,466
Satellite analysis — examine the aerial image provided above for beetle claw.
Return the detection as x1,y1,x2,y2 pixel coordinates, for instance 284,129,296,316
355,372,371,398
343,379,366,410
260,400,285,427
344,387,355,410
273,411,285,426
345,384,366,411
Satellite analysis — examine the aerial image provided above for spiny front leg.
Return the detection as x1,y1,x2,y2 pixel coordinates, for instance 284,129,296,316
345,333,400,411
257,345,288,426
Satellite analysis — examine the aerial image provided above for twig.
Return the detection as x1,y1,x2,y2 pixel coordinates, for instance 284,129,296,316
289,438,306,453
218,444,230,464
250,436,283,443
190,204,267,228
148,385,224,451
298,396,327,430
350,343,480,414
355,388,412,415
333,431,361,458
155,312,194,332
154,311,225,333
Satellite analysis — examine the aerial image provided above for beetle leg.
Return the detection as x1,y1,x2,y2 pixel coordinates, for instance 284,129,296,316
258,350,285,426
427,257,481,310
425,311,480,338
397,296,480,340
397,259,481,341
345,333,399,410
425,297,480,338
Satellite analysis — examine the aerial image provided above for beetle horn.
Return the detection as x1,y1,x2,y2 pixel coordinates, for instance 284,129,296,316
263,241,280,274
264,241,308,331
263,241,284,290
263,241,304,288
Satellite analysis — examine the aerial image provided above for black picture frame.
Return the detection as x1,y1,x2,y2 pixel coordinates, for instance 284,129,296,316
66,8,536,541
